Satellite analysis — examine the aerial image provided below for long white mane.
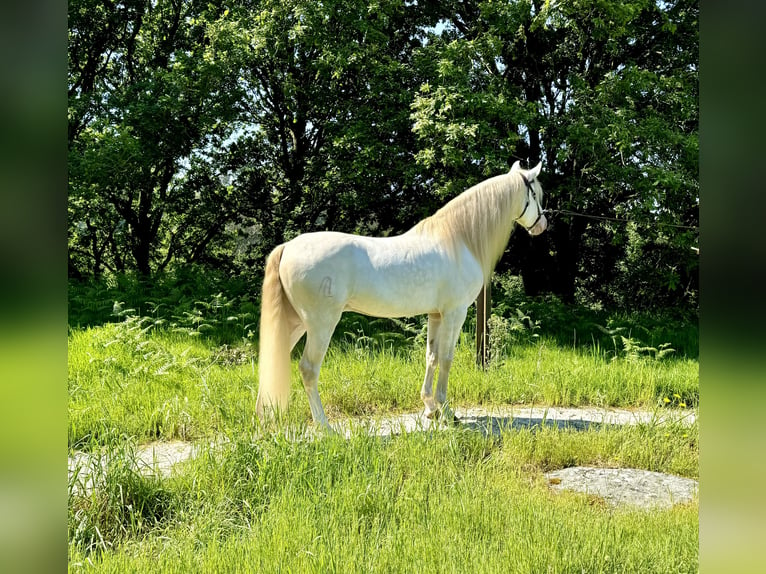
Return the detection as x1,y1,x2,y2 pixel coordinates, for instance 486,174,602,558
413,171,543,281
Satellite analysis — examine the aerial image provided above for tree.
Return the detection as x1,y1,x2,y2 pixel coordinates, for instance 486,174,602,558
68,0,698,312
68,0,241,277
411,0,698,307
208,0,441,260
69,0,442,278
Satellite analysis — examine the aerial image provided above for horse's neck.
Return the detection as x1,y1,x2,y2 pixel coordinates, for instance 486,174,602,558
462,183,519,278
410,175,522,277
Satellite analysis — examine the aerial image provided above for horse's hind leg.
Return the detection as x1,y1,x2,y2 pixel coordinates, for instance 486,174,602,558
299,320,338,430
421,313,441,418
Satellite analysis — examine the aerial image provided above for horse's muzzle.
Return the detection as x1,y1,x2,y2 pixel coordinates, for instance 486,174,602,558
527,213,547,236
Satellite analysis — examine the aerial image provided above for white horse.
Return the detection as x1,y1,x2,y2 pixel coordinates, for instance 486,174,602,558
256,161,547,429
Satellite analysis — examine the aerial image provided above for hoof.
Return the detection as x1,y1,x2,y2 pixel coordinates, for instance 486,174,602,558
438,405,461,426
424,407,461,426
319,422,339,436
442,413,461,427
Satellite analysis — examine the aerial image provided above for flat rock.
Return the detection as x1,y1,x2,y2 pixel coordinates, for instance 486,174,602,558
68,440,202,495
545,466,698,509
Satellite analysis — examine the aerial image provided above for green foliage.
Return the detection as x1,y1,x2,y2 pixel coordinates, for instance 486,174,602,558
69,267,258,344
486,310,540,366
412,0,698,307
335,313,427,356
69,0,242,276
68,0,698,313
487,272,698,359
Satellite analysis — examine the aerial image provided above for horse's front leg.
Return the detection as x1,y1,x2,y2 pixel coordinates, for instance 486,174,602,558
434,307,468,423
421,313,441,418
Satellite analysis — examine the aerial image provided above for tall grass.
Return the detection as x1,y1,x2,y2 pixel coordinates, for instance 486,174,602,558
69,433,176,553
68,275,698,572
68,323,261,449
69,425,697,573
68,299,697,449
69,322,697,449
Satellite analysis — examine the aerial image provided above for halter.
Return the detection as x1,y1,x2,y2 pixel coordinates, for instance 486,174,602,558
515,175,544,231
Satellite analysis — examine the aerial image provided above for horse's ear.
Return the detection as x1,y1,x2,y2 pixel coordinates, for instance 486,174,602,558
510,160,522,173
528,161,542,180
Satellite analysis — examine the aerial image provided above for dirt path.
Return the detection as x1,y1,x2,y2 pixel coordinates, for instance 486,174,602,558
68,405,698,509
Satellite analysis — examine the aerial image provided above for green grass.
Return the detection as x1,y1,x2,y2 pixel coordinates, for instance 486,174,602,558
69,425,697,573
69,323,697,447
68,307,698,572
322,335,698,417
68,323,260,448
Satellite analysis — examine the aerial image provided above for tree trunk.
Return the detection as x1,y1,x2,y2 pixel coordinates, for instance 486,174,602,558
68,253,83,280
519,236,552,297
133,237,152,277
550,218,585,304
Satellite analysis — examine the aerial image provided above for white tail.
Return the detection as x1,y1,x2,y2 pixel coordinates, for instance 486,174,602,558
255,244,296,420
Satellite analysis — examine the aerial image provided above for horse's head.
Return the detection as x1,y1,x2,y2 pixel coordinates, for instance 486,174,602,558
510,160,547,236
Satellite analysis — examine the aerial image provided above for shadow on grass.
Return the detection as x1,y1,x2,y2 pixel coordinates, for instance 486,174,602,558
355,405,695,439
458,414,600,436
